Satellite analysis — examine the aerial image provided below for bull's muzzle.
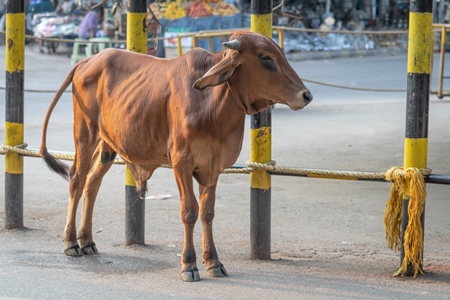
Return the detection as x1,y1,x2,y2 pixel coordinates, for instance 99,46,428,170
288,90,313,110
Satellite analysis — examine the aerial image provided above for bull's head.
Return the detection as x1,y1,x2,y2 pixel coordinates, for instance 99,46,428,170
193,31,313,114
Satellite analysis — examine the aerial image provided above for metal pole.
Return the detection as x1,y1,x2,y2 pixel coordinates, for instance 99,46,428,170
250,0,272,260
277,28,284,50
401,0,432,276
4,0,25,229
437,26,446,98
325,0,331,14
125,0,147,245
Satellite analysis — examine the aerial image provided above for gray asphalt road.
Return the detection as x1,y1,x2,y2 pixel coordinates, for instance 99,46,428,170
0,43,449,300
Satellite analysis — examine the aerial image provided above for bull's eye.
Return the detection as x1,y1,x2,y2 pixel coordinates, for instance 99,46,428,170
259,54,276,72
259,54,272,61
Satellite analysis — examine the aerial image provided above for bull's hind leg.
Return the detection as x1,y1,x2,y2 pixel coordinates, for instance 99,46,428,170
78,140,116,254
172,161,200,282
64,128,98,256
65,157,90,256
199,183,228,278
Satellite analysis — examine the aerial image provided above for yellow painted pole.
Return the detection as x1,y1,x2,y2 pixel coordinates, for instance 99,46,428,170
399,0,432,277
437,26,446,98
125,0,147,245
275,28,284,50
177,36,182,56
249,0,272,260
127,10,147,54
4,0,25,229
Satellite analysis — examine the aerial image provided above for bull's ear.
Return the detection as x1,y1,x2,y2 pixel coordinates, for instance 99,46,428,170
193,58,238,90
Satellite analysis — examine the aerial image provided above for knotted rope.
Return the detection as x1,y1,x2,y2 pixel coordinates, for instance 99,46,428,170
1,143,76,161
384,166,430,278
1,143,30,154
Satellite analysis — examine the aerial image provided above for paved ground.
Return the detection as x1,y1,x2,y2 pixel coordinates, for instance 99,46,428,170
0,42,449,299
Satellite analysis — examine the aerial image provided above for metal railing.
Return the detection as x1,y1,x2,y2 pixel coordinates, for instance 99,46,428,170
431,23,450,98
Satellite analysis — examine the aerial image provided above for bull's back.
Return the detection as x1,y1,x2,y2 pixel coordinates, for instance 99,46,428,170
73,48,216,107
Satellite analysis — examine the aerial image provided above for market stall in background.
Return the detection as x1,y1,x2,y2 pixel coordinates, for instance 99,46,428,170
25,0,243,55
2,0,449,56
144,0,241,51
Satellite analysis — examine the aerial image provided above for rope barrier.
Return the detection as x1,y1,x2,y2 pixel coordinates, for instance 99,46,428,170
301,77,406,92
0,79,406,93
0,144,176,169
0,79,407,93
0,87,72,93
248,160,385,179
0,143,432,181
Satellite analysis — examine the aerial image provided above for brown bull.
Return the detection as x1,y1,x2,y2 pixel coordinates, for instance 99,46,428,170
40,31,312,282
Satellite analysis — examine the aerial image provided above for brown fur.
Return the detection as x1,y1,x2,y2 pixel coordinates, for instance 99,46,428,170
40,31,312,281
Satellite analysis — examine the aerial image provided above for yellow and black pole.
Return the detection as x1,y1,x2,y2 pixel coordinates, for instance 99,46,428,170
400,0,432,276
4,0,25,229
250,0,272,259
125,0,147,245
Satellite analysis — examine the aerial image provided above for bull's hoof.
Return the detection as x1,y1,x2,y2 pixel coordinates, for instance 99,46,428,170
207,262,229,277
81,242,98,255
180,267,200,282
64,244,82,257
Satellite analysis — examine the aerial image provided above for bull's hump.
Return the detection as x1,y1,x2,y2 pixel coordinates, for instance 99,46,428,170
185,49,222,76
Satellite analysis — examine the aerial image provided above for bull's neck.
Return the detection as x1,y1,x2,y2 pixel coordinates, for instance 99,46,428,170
210,83,246,129
225,81,247,114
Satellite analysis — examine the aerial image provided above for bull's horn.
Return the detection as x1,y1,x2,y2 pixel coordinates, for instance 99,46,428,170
223,39,241,51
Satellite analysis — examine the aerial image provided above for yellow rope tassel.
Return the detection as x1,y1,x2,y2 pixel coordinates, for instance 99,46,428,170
384,167,404,252
384,167,427,278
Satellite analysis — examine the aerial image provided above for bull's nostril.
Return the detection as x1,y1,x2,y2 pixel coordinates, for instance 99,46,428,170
303,92,313,103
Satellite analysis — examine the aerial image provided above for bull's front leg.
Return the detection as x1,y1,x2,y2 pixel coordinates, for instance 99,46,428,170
173,164,200,282
199,183,228,278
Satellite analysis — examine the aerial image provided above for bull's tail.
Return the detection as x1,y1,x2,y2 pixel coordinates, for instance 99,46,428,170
40,64,80,180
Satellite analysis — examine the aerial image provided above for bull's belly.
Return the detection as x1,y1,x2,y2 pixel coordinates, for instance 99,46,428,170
100,132,170,166
117,148,170,166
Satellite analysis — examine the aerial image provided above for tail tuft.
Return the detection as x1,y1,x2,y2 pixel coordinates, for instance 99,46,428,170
40,147,70,181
